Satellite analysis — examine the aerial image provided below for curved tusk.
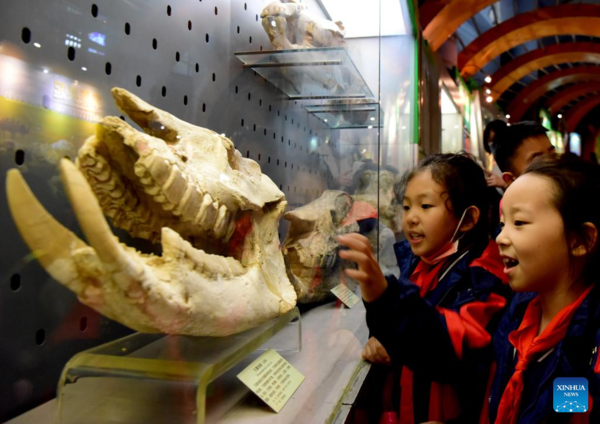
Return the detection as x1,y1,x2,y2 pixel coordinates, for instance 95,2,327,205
59,159,143,279
5,169,88,293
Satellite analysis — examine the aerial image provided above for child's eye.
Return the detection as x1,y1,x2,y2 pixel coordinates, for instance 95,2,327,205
403,205,410,212
421,204,432,210
514,220,527,227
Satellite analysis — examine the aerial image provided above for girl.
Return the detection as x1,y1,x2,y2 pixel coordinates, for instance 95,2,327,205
339,153,510,423
487,156,600,423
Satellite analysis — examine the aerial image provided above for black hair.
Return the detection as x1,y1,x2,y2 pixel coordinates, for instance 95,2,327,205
524,155,600,284
483,119,508,154
492,121,548,173
395,152,491,252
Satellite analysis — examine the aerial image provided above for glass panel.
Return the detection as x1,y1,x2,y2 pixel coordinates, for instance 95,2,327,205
0,0,418,421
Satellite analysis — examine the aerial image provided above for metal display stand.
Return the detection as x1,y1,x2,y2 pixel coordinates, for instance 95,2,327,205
235,48,374,100
56,308,301,424
306,101,383,129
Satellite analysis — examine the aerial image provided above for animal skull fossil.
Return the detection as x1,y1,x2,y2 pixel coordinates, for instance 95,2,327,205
283,190,399,303
261,0,346,50
6,88,296,336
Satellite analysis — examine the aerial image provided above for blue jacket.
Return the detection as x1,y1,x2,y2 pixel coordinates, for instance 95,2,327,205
364,239,511,423
488,287,600,423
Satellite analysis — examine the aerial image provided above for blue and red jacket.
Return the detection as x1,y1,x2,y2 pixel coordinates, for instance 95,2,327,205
364,238,511,423
487,286,600,424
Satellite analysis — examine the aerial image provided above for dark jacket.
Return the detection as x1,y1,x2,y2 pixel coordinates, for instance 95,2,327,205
364,239,511,423
488,287,600,424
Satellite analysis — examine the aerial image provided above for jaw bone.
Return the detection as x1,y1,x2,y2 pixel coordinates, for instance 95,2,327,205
6,88,296,337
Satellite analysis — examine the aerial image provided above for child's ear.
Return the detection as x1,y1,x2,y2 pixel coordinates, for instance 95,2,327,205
571,222,598,257
501,172,516,187
459,206,480,233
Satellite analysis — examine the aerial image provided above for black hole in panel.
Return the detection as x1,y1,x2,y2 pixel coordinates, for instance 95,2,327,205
291,119,294,124
188,20,192,30
244,3,247,10
212,73,215,82
195,63,199,73
249,36,252,44
269,105,272,112
67,46,76,61
256,14,259,21
285,162,287,168
294,142,297,148
246,150,250,158
176,51,180,62
291,164,294,169
288,140,291,145
263,129,267,136
202,103,206,112
277,110,280,116
21,27,31,44
36,329,45,346
253,124,256,131
235,86,238,94
279,184,282,190
259,99,262,106
237,26,240,34
206,33,209,43
125,22,131,35
10,274,21,291
167,5,171,16
91,4,99,17
120,115,126,121
136,75,142,87
258,154,261,161
183,95,188,105
248,93,251,101
152,38,158,50
268,157,271,163
241,119,244,127
273,133,276,140
287,186,290,192
285,115,287,121
15,149,25,165
80,317,88,332
162,86,167,97
215,6,218,15
281,136,283,142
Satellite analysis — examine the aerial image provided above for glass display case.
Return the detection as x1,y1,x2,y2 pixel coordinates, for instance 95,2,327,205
0,0,417,422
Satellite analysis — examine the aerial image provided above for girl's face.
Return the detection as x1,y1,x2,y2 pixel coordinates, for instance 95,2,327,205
402,170,460,258
497,174,571,293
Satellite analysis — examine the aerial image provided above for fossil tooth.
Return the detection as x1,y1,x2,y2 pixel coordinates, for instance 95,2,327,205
214,205,230,239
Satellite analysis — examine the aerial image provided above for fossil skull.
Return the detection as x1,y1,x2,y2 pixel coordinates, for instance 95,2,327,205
283,190,398,303
6,88,296,336
261,0,346,50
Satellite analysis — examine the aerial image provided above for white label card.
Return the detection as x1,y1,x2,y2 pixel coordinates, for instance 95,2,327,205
331,284,360,308
237,348,305,413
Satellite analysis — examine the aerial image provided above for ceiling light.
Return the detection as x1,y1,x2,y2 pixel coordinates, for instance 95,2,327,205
486,96,493,103
485,89,491,94
505,114,510,119
558,114,563,119
484,76,492,83
33,42,41,48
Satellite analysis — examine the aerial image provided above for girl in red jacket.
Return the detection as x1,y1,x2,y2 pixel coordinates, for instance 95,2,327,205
339,153,510,423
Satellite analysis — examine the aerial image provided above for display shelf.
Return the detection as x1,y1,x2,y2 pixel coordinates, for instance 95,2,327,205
56,308,301,424
235,48,374,100
306,101,383,129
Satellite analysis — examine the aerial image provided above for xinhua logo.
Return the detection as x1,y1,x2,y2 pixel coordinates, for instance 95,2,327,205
553,377,588,413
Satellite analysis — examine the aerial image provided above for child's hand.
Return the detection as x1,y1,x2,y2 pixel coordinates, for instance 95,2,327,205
362,336,391,365
337,233,387,302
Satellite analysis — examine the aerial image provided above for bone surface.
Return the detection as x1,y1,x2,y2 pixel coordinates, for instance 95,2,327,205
261,0,346,50
6,88,296,337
